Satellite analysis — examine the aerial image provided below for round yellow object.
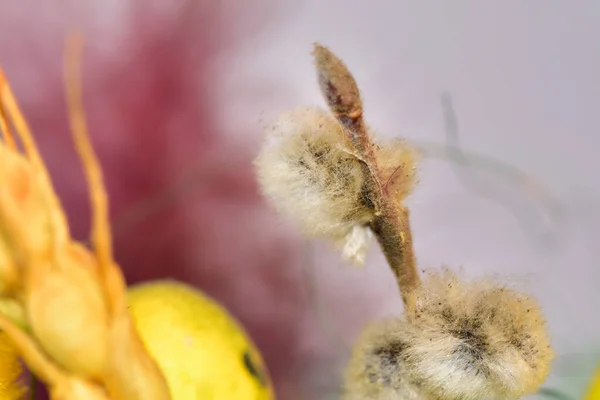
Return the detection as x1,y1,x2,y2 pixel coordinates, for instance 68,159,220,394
127,280,274,400
585,366,600,400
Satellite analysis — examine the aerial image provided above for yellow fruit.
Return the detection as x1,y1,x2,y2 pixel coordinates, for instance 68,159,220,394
585,366,600,400
127,280,274,400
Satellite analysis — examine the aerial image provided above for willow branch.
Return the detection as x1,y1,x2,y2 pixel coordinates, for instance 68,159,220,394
312,44,420,310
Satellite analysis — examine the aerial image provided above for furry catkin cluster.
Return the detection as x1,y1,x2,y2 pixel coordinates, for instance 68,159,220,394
255,106,417,265
256,43,553,400
343,270,553,400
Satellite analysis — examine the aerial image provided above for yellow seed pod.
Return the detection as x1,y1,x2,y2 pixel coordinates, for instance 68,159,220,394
128,280,275,400
24,253,109,379
0,139,104,379
0,141,51,295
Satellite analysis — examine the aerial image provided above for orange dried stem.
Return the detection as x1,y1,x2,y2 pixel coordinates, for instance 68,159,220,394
64,34,113,265
0,85,17,149
63,33,128,314
0,70,51,180
312,43,420,310
0,68,70,259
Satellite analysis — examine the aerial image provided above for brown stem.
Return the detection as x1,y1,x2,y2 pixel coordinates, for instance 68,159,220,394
312,43,421,310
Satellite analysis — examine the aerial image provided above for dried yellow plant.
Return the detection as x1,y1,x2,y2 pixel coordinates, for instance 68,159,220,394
0,35,171,399
254,43,554,400
0,331,26,400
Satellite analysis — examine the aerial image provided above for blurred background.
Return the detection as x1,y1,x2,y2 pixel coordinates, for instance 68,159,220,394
0,1,598,399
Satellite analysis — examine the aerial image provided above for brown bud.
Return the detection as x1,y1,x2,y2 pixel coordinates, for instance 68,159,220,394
313,43,363,119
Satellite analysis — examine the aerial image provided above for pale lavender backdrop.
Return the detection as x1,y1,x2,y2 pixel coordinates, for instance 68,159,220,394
220,1,600,398
0,1,598,399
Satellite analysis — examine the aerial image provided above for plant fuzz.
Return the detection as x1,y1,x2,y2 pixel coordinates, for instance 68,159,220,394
255,106,417,265
254,43,554,399
344,270,553,400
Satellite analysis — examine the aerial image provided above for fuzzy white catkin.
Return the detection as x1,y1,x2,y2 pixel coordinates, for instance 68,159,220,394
344,270,553,400
341,225,373,266
254,106,374,264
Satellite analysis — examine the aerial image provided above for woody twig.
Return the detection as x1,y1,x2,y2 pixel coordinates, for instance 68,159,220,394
312,44,420,310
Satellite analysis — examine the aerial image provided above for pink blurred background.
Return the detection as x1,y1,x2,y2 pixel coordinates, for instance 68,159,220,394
1,1,599,399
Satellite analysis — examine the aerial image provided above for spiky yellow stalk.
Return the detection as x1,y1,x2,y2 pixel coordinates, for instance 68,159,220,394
0,34,171,399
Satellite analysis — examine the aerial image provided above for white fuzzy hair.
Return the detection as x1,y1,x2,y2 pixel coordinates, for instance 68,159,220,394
343,270,553,400
254,106,374,262
254,106,418,266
